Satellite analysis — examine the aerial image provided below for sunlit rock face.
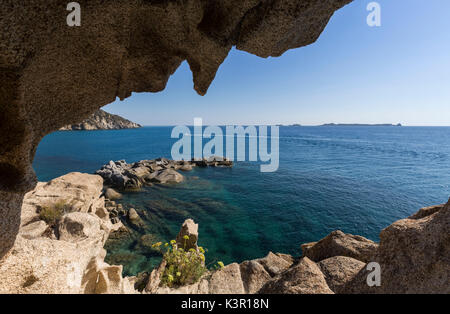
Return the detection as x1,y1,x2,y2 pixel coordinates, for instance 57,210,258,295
0,0,352,258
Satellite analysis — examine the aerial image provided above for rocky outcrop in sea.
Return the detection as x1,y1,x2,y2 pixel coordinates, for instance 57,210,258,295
60,109,141,131
95,157,233,190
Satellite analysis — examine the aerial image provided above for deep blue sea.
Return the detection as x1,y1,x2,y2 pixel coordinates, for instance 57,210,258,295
34,126,450,275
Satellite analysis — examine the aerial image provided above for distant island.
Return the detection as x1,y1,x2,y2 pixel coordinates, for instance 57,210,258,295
319,123,402,127
60,109,141,131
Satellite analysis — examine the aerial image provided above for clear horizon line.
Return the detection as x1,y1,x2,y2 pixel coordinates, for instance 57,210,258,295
136,124,450,127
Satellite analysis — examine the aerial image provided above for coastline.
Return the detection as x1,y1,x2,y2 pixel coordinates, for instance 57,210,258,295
1,160,448,293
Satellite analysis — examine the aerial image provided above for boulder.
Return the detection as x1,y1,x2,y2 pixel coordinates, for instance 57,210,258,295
58,212,103,242
153,169,184,184
377,201,449,293
128,208,140,221
127,208,145,230
96,161,144,190
256,252,294,276
259,257,333,294
20,220,48,240
239,260,272,294
104,188,122,200
208,263,245,294
317,256,365,293
96,161,130,190
342,201,450,294
176,219,198,250
301,230,378,263
180,164,193,171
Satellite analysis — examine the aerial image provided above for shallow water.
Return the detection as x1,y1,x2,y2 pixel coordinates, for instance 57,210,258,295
34,126,450,275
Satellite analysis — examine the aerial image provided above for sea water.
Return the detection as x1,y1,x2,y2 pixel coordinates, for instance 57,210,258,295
34,126,450,275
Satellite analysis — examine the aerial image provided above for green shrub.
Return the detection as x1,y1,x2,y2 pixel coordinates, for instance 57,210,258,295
38,199,73,226
152,238,207,288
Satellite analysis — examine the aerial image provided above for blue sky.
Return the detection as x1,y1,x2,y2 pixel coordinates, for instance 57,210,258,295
104,0,450,126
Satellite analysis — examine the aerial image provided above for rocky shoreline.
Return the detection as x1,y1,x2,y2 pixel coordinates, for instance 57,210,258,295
0,166,448,294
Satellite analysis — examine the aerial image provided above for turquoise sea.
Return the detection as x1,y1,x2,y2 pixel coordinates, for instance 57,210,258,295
34,126,450,276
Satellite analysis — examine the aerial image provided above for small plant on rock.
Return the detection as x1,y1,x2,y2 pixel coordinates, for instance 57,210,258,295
38,199,74,226
152,237,207,288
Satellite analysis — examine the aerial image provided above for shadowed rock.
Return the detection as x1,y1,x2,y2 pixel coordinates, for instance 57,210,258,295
258,257,333,294
301,230,378,263
317,256,365,293
345,201,450,294
239,260,272,294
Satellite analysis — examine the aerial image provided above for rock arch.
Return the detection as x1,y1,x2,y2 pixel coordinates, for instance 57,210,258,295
0,0,352,259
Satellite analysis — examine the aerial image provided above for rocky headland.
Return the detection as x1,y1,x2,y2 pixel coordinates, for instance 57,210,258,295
0,168,448,294
60,109,141,131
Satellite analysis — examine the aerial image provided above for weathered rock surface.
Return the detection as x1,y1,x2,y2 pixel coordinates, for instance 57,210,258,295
104,188,122,200
96,160,145,190
239,260,272,294
301,230,378,263
81,249,136,294
259,257,334,294
208,263,246,294
153,169,184,184
176,219,199,251
256,252,294,276
408,203,444,220
58,212,104,243
21,172,106,223
318,256,365,293
0,0,352,258
0,173,133,294
20,220,48,240
60,109,141,131
342,200,450,294
127,208,146,230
